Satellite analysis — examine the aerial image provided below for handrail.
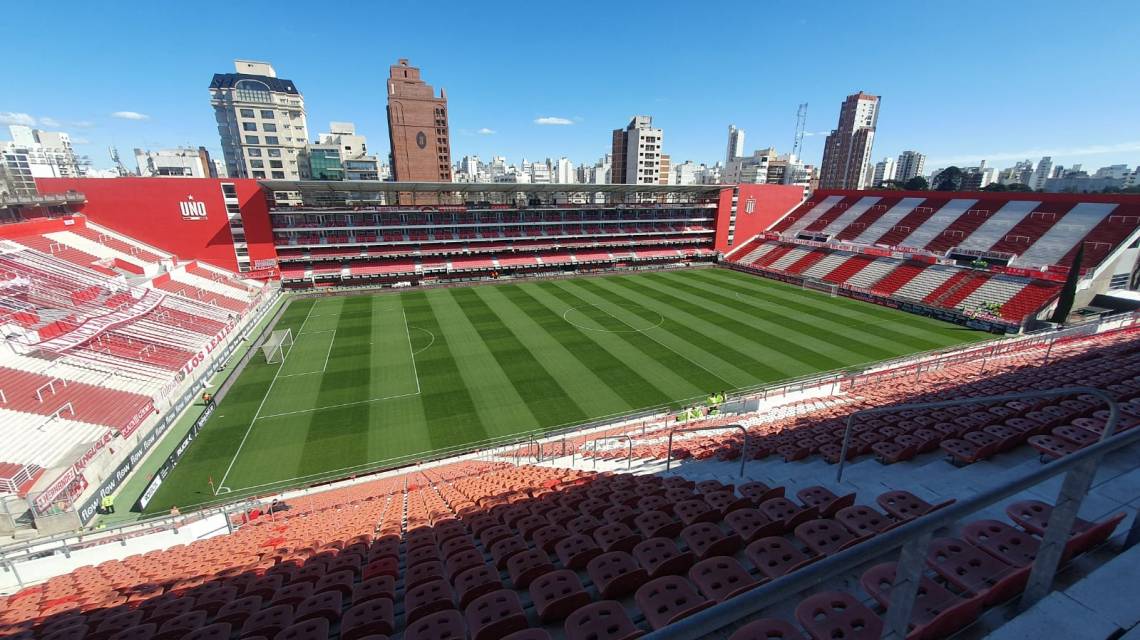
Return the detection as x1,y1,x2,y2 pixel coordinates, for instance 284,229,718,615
667,424,749,477
590,436,632,470
835,386,1117,483
646,386,1128,640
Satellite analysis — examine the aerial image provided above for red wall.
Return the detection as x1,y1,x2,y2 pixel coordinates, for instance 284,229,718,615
35,177,278,274
714,184,805,253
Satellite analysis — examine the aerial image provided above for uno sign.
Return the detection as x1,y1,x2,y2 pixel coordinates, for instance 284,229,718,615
179,196,208,221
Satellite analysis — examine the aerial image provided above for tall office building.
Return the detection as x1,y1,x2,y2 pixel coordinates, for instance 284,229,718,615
611,115,664,185
726,125,745,166
894,150,925,183
1032,156,1053,190
386,59,452,182
209,60,308,180
819,92,880,189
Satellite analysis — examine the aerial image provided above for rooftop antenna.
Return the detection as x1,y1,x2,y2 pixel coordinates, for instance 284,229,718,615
109,146,131,177
792,103,808,158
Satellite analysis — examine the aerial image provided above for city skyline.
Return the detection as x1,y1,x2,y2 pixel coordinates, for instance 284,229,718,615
3,1,1139,174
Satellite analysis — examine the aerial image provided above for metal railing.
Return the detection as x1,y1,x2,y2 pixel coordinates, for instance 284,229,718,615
667,424,749,477
589,436,633,470
648,387,1137,640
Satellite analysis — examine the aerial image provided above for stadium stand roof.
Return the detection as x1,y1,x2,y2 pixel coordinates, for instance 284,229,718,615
258,180,725,197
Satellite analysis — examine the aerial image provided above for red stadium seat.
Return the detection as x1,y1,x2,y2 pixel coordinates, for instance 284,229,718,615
634,576,712,630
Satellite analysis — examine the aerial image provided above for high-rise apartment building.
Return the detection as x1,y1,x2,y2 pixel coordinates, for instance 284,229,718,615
819,92,879,189
610,115,664,185
556,157,575,184
894,150,925,183
872,156,896,187
134,147,217,177
386,59,452,182
726,125,745,166
2,125,85,179
311,122,380,181
209,60,308,180
1032,156,1053,190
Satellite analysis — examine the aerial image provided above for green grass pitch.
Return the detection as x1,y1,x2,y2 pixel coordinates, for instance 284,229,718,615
144,267,988,513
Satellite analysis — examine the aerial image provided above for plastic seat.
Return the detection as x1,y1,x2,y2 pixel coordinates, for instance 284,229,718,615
294,590,342,624
745,537,814,580
674,499,719,525
445,548,485,580
634,576,713,630
43,624,88,640
567,514,604,537
724,508,784,543
405,578,457,624
758,498,818,529
603,504,639,527
861,562,982,640
794,591,883,640
1004,500,1124,558
506,549,555,589
738,482,784,506
107,624,158,640
704,490,752,515
363,557,399,581
273,618,329,640
351,575,395,607
555,534,603,570
480,525,514,548
564,600,644,640
178,623,231,640
146,597,195,625
404,610,465,640
876,491,953,521
240,604,295,639
407,561,447,589
154,611,208,640
503,630,552,640
794,519,862,556
529,569,592,622
490,536,529,569
593,522,642,553
340,596,395,640
961,520,1041,567
453,564,503,609
270,582,314,607
633,537,696,579
465,589,527,640
925,537,1028,605
532,524,571,553
681,522,742,560
214,595,263,628
728,619,805,640
587,551,648,599
1027,434,1081,460
635,510,681,540
795,487,856,518
688,556,759,602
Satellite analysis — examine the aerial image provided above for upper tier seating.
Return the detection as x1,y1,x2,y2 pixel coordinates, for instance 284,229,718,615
771,191,1140,272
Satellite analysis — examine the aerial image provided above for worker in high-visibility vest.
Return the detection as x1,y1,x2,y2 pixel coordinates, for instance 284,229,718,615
101,494,115,514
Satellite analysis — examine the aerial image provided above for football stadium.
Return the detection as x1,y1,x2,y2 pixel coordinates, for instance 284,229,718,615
1,172,1139,640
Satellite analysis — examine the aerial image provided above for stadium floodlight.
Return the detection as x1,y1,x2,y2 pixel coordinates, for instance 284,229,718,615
261,329,294,364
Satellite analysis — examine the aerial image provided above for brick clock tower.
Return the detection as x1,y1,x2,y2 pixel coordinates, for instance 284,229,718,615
386,59,453,188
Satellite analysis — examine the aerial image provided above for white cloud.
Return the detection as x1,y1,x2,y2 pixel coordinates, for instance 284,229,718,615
534,116,574,126
477,127,496,135
0,112,36,126
111,111,150,121
38,117,61,127
929,141,1140,166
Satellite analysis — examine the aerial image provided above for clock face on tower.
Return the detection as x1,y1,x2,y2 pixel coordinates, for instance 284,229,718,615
416,131,427,149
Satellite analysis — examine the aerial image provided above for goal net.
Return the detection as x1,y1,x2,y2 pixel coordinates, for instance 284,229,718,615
802,278,838,297
261,329,294,364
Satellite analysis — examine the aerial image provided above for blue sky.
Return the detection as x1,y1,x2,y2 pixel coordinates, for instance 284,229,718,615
3,1,1138,173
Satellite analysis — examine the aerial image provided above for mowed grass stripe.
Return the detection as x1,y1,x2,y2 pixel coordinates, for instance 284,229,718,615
449,287,588,428
498,285,674,408
686,269,975,348
474,286,630,417
401,291,491,450
429,290,540,439
639,271,900,363
296,296,374,475
586,275,803,381
146,298,316,511
569,277,762,386
526,281,724,401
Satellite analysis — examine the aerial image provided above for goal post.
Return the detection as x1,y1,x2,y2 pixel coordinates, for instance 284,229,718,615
802,278,838,297
261,329,294,364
